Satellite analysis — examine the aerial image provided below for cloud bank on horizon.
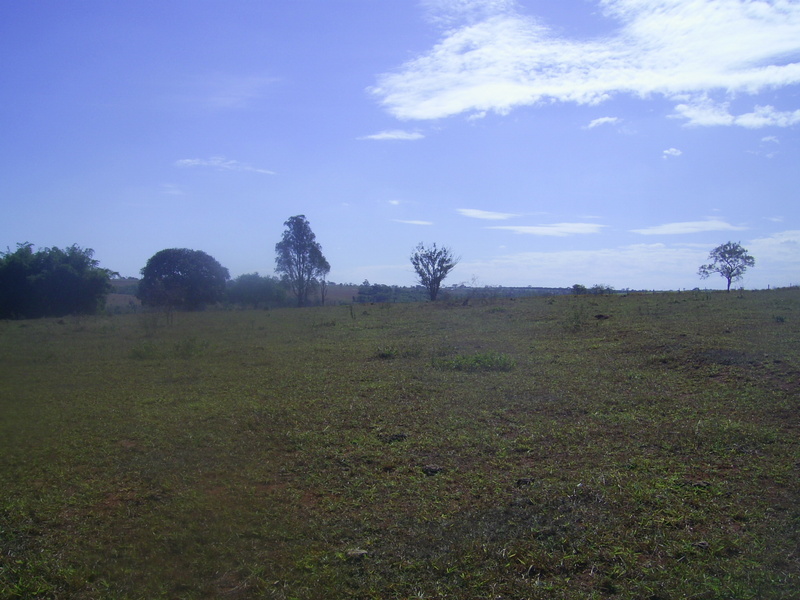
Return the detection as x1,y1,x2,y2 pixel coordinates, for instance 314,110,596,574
371,0,800,127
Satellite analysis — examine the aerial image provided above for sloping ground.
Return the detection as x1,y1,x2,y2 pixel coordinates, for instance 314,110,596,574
0,288,797,599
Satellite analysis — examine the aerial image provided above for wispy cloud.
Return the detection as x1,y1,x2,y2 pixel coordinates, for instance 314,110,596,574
177,74,278,110
394,219,433,226
371,0,800,127
160,183,185,196
359,130,425,141
673,98,800,128
457,208,518,220
662,148,682,159
631,219,746,235
489,222,606,236
421,0,518,28
586,116,620,129
175,156,275,175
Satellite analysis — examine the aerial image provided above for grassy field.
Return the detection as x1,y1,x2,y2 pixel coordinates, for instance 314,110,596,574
1,289,798,599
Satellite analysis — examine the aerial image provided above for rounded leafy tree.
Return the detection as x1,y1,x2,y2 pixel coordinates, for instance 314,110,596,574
698,241,755,292
138,248,229,310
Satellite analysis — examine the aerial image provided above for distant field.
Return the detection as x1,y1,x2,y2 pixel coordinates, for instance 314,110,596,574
1,289,798,599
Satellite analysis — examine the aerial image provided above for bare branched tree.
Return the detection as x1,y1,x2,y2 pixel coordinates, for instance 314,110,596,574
410,242,459,301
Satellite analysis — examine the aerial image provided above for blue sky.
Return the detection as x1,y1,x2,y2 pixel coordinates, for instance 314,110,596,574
2,0,798,290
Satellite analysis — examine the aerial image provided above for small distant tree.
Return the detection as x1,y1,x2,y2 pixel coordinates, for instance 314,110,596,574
698,241,755,292
571,284,589,295
317,255,331,305
275,215,330,307
590,284,615,295
138,248,229,310
410,242,459,301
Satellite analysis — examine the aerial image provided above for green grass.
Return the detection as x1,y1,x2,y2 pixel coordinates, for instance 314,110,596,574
1,289,798,599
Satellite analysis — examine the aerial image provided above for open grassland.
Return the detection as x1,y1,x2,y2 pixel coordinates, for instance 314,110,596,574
1,289,798,599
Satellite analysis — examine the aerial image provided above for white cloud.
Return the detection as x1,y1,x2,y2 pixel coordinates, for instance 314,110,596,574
662,147,682,158
359,130,425,141
745,230,800,286
735,106,800,128
674,98,800,128
748,230,800,263
761,136,779,144
175,156,275,175
457,208,518,220
586,116,620,129
631,219,746,235
394,219,433,226
422,0,518,28
489,222,606,236
371,0,800,126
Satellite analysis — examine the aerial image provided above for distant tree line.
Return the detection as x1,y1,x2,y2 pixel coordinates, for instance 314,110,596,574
227,273,287,308
1,228,757,319
571,283,617,295
0,243,117,319
355,281,428,303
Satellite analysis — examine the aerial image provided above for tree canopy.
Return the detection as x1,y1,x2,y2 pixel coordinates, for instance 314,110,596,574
275,215,330,306
698,242,755,292
410,242,459,301
138,248,230,310
0,243,117,319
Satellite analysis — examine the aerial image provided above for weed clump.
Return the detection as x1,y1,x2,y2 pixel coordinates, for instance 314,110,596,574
129,341,159,360
375,346,398,359
375,344,423,359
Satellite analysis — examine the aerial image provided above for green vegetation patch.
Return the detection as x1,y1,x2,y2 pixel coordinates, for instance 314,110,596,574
433,349,517,372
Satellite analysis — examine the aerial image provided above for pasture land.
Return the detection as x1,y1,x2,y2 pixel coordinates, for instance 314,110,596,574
1,289,798,599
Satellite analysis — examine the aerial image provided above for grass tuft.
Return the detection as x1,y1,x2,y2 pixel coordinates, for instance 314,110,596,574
433,350,516,372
